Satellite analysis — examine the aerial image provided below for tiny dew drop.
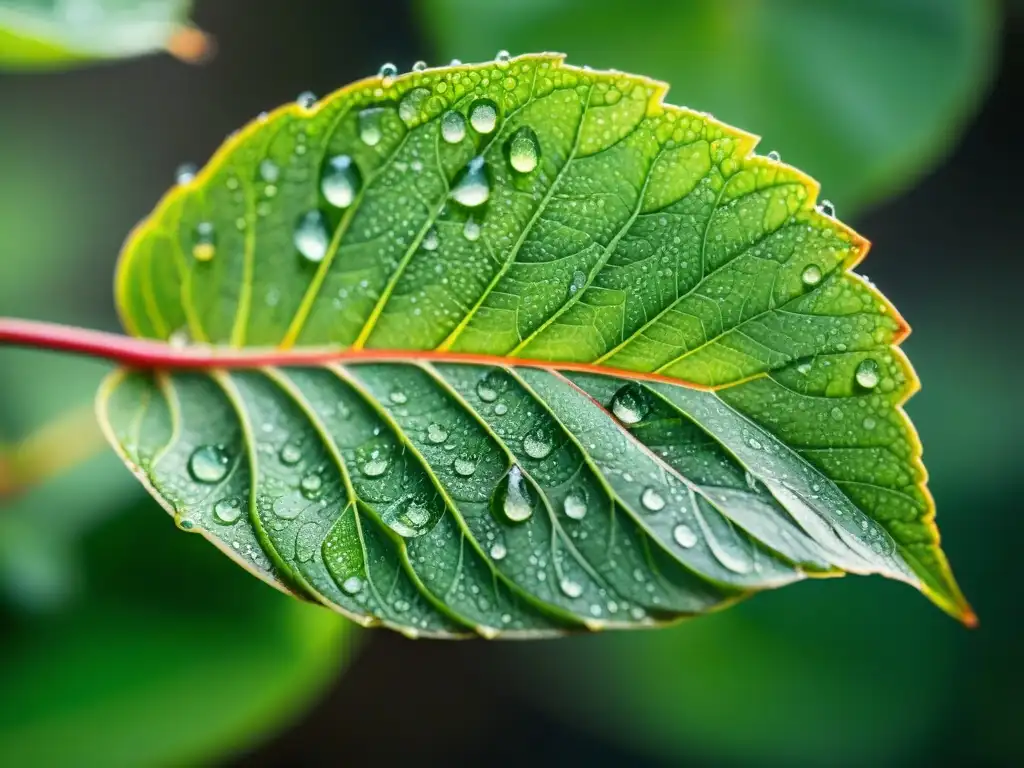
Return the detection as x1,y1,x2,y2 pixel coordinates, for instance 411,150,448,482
259,158,280,183
498,465,533,523
569,270,586,295
188,445,230,484
476,375,499,402
175,162,197,184
451,156,491,208
441,110,466,144
294,210,330,263
426,422,448,444
411,60,427,72
361,454,389,477
801,264,822,287
296,90,317,109
818,199,836,217
321,154,362,209
640,486,666,512
214,498,242,525
495,49,511,64
279,442,302,466
522,429,553,459
422,227,440,251
358,107,386,147
493,402,508,416
673,523,698,548
342,576,364,595
398,87,430,126
767,150,781,162
610,384,648,425
300,473,323,498
855,358,881,389
563,492,588,520
389,390,408,404
505,126,540,173
378,62,398,85
192,221,216,262
463,217,481,241
468,99,498,134
489,542,507,561
453,456,477,477
559,578,583,598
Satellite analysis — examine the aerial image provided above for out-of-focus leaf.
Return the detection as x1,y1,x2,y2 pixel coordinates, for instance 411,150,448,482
89,54,968,637
420,0,998,210
0,0,208,69
0,497,354,766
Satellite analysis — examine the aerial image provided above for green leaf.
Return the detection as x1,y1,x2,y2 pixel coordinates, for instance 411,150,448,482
0,0,207,69
98,54,971,638
419,0,998,211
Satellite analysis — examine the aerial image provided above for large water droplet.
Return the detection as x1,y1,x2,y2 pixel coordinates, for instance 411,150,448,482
294,210,330,263
463,218,481,241
818,199,836,217
422,227,439,251
358,107,386,147
522,429,553,459
426,423,448,444
342,575,364,594
300,473,323,498
321,155,361,209
214,498,242,525
259,158,280,183
569,270,586,295
188,445,230,484
468,99,498,134
411,59,427,72
495,49,511,64
384,497,434,538
398,87,430,126
610,384,648,425
378,62,397,85
451,156,491,208
563,492,587,520
559,578,583,598
389,390,408,404
855,358,880,389
673,523,698,548
640,486,666,512
192,221,216,262
441,110,466,144
801,264,822,287
453,456,477,477
476,375,499,402
361,454,389,477
506,126,540,173
498,465,533,522
279,443,302,466
296,90,317,109
175,162,197,185
490,542,507,560
767,150,781,162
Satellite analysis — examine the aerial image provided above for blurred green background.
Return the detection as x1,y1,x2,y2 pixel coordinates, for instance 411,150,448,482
0,1,1020,766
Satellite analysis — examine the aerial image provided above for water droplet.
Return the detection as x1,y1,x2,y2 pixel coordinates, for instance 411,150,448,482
490,542,507,560
188,445,230,484
610,384,648,425
462,217,481,241
279,443,302,466
300,473,323,498
468,99,498,134
563,492,587,520
378,62,397,85
214,498,242,525
294,210,330,263
384,498,433,537
493,403,508,416
863,416,877,430
767,150,781,162
451,156,491,208
449,58,462,66
453,456,477,477
398,87,430,125
258,158,280,183
296,90,317,109
422,227,439,251
523,429,553,459
569,270,587,295
358,107,386,147
321,154,361,209
411,59,427,72
855,358,880,389
747,437,763,450
495,49,511,64
361,455,389,477
831,406,844,422
192,221,216,262
169,328,188,348
175,162,197,184
476,376,499,402
801,264,822,287
506,126,540,173
441,110,466,144
559,578,583,598
498,465,533,522
389,390,408,404
426,423,448,444
640,487,666,512
342,576,363,594
673,523,698,548
818,199,836,217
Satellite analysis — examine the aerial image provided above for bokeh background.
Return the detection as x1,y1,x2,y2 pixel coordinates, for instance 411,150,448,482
1,1,1021,765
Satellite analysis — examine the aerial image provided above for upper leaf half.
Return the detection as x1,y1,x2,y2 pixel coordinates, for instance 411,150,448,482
100,54,972,637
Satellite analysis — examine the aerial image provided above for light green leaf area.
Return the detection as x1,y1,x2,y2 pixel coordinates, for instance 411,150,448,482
420,0,998,210
99,54,971,638
0,0,199,68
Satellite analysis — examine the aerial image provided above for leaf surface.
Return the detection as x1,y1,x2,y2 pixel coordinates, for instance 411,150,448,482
0,0,203,68
99,54,971,637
